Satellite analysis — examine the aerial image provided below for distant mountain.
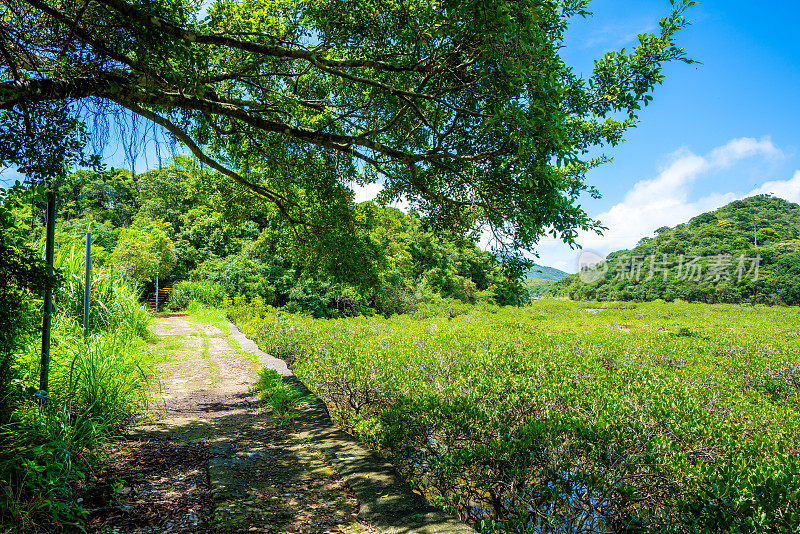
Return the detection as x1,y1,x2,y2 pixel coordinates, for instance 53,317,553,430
521,263,569,300
548,195,800,305
524,263,569,281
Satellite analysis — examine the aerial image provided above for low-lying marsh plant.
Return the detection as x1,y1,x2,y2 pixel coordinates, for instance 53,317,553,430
233,298,800,533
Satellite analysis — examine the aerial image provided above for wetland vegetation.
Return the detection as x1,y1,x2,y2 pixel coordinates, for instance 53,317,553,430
231,299,800,532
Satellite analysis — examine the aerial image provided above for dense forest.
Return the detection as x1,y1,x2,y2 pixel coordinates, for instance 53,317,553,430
7,157,528,318
549,195,800,305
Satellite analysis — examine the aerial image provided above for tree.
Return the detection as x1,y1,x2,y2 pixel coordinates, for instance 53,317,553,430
57,169,140,227
112,217,177,284
0,0,695,259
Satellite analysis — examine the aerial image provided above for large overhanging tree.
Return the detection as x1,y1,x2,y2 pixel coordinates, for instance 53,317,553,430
0,0,695,259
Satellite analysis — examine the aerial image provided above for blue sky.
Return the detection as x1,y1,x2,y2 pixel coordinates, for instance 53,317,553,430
530,0,800,272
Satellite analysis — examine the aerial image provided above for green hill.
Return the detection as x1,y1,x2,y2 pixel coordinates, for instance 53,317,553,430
524,263,569,281
549,194,800,305
520,264,568,300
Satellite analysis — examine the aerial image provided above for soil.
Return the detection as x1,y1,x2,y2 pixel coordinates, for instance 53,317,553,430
82,314,375,534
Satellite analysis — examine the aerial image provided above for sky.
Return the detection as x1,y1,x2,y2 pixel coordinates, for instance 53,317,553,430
4,1,798,274
526,0,800,272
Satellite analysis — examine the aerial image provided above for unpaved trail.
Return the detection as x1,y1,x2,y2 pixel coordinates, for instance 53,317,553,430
86,314,374,534
148,315,261,419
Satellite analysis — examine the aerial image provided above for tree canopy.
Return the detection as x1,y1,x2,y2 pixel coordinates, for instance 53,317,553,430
0,0,695,258
20,160,529,316
112,216,177,283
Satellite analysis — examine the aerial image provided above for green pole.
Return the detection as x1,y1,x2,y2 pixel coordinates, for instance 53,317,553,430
83,231,91,339
155,274,159,313
39,189,56,393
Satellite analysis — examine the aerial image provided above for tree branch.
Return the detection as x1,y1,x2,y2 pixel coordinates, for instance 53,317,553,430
91,0,432,73
113,99,311,228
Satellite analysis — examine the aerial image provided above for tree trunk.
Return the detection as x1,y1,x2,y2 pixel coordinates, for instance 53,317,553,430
39,189,56,393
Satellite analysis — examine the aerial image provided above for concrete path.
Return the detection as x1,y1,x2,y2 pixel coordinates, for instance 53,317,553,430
135,314,372,533
134,313,475,534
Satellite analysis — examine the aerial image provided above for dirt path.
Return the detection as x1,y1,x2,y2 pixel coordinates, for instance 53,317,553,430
85,313,374,534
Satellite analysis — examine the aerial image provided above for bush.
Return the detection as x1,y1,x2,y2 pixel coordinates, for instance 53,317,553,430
61,330,150,428
168,280,226,310
1,250,155,531
255,368,308,425
0,402,103,531
411,295,474,320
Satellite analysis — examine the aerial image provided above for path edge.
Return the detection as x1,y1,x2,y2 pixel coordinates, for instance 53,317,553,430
228,322,476,534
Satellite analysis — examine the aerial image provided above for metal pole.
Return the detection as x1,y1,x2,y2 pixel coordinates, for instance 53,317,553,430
155,274,159,313
39,189,56,393
83,231,91,338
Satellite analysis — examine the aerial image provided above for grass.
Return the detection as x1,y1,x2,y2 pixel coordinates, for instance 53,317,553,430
192,329,220,386
167,280,226,311
153,334,190,357
186,302,261,364
232,298,800,533
0,240,161,532
254,368,309,426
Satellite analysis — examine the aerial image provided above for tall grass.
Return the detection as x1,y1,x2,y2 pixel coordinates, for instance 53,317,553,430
0,234,157,532
52,237,151,339
167,279,226,310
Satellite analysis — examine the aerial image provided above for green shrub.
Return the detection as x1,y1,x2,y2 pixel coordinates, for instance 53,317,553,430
168,280,226,310
411,295,473,320
46,235,151,340
63,333,150,428
254,368,308,425
235,300,800,533
0,402,103,530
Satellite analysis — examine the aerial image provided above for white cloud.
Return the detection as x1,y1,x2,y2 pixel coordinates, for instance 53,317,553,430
352,181,384,203
751,170,800,203
707,136,782,168
583,137,783,252
534,137,795,272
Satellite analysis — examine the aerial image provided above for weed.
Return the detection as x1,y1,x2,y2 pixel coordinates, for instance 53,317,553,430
255,369,308,426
